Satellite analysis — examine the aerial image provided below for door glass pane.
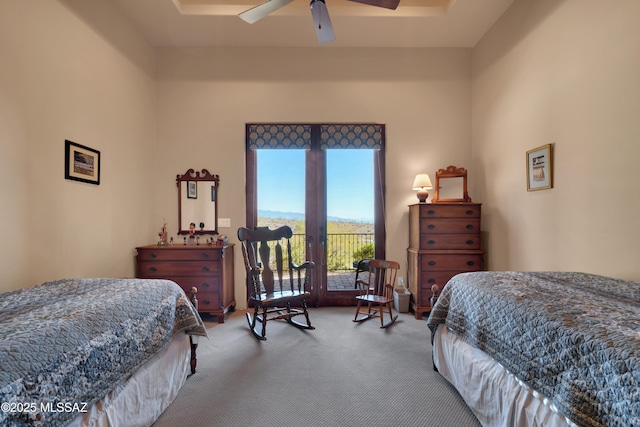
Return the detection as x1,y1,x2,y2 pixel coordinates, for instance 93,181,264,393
256,149,306,263
326,149,374,291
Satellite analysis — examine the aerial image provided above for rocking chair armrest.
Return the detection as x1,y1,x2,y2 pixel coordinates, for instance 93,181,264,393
355,280,372,293
291,261,315,271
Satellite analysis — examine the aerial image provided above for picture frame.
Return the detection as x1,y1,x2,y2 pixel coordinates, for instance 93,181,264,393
187,181,197,199
65,140,100,185
526,143,553,191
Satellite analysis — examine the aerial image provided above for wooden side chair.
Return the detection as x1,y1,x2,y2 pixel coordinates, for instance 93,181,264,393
238,225,315,341
353,259,399,328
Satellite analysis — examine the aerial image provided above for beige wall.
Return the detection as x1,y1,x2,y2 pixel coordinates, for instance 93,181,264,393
5,0,637,299
155,47,473,307
0,0,156,292
471,0,640,280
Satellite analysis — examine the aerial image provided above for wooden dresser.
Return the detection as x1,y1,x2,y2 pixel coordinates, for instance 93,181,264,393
407,203,483,319
136,244,235,323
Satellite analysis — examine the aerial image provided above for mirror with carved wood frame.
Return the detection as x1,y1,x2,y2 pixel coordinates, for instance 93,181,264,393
432,165,472,203
176,169,219,235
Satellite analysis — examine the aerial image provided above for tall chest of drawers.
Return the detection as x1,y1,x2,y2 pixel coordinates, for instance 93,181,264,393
407,203,483,319
136,244,235,323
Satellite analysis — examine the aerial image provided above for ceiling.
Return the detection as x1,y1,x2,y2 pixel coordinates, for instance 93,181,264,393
108,0,514,48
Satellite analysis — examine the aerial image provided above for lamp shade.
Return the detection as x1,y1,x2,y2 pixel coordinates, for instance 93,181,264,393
412,174,433,190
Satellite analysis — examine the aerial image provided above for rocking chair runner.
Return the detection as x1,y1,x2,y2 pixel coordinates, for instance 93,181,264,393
353,259,399,328
238,225,315,341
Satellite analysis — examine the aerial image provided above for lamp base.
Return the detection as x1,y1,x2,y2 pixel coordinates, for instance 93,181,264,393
416,189,430,203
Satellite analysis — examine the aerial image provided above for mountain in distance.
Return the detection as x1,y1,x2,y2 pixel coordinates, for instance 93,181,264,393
259,209,373,224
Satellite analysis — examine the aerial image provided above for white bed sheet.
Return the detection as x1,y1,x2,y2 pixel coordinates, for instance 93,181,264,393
432,324,576,427
68,332,191,427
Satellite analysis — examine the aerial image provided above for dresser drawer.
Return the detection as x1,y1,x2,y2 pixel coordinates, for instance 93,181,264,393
137,248,221,262
419,204,480,218
420,254,483,271
194,291,221,311
419,233,481,250
137,261,219,278
419,270,457,288
418,271,459,302
420,218,480,234
171,276,221,293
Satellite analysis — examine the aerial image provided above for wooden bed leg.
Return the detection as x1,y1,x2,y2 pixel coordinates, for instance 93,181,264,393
189,286,199,375
190,335,198,375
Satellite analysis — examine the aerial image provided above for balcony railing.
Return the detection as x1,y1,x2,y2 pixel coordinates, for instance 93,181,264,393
288,233,374,272
254,233,373,291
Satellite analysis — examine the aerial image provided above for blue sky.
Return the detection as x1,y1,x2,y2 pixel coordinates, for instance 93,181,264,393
257,149,374,221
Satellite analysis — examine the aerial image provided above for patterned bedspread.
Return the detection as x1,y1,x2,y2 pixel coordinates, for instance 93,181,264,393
0,278,207,427
427,271,640,427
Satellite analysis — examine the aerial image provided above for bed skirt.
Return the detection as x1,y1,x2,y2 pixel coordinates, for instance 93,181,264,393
432,324,576,427
68,332,191,427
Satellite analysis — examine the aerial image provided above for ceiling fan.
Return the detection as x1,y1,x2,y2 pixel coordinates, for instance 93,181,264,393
238,0,401,44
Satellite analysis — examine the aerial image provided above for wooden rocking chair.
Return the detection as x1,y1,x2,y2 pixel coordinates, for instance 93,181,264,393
238,225,315,341
353,259,399,328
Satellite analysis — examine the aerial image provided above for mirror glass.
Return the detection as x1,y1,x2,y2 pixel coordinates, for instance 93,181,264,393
177,169,219,235
432,165,472,203
438,177,464,200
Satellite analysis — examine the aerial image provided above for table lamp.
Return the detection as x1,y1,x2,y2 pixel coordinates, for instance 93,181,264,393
412,174,433,203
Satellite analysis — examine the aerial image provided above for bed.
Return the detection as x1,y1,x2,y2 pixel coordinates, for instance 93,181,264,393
0,278,207,427
426,271,640,427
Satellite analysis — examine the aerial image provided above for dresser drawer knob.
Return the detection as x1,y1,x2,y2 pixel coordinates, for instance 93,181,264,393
466,210,474,215
427,209,435,215
466,240,474,245
467,261,475,266
202,282,210,288
202,300,210,305
427,224,435,230
202,266,210,272
150,253,157,258
150,267,157,272
427,279,436,284
428,261,436,266
427,240,436,245
466,224,474,230
202,253,210,259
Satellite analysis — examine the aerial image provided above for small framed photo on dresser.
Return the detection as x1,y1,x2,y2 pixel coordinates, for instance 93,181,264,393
526,144,553,191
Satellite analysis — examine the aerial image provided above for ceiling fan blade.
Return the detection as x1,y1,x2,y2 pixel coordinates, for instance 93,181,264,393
239,0,295,24
348,0,400,10
310,0,335,44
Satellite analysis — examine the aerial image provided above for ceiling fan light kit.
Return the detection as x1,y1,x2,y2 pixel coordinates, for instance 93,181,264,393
310,0,335,44
238,0,400,44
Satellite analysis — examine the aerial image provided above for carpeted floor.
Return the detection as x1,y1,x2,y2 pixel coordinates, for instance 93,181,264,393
153,307,480,427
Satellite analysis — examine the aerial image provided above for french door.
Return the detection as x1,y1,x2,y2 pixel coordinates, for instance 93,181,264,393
245,124,386,306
